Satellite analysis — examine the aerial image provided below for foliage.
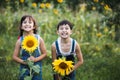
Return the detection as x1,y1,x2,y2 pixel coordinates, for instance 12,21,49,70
23,60,40,80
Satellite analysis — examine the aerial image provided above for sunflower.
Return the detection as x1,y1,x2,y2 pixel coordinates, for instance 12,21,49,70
52,58,74,76
22,35,38,53
57,0,63,3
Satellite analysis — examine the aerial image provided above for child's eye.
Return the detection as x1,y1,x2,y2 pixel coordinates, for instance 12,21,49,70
59,28,63,30
29,22,32,24
65,27,69,30
29,21,33,24
23,21,27,24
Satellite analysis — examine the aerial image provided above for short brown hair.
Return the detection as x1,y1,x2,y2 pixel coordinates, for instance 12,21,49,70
57,20,74,30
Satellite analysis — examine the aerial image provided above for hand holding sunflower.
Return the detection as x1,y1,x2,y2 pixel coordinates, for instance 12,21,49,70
21,35,40,80
28,56,36,62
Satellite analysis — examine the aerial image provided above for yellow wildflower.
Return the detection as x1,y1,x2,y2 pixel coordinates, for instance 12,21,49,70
53,9,58,15
95,46,101,51
80,3,86,12
93,0,99,3
39,9,42,13
96,32,102,37
19,0,24,3
104,27,108,33
32,3,37,8
45,3,51,8
100,2,104,5
57,0,63,3
92,6,96,10
40,3,45,8
104,5,112,11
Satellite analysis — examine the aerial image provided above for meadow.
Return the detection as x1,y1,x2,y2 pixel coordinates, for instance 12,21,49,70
0,0,120,80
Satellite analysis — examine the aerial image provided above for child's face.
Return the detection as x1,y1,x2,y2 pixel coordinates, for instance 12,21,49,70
57,24,72,39
21,17,34,32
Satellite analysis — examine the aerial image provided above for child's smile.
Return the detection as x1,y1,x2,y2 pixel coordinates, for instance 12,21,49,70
24,26,32,31
58,24,72,39
21,17,34,32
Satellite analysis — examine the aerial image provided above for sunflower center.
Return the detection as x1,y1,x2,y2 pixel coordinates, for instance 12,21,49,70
26,40,34,47
59,62,68,69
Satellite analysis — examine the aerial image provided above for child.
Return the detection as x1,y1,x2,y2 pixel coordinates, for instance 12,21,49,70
13,15,47,80
51,20,83,80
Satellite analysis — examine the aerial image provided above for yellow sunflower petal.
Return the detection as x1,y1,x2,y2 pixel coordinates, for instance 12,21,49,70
60,69,65,76
66,68,69,75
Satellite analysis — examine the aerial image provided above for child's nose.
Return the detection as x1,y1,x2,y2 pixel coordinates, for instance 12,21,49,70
63,29,66,31
26,22,29,25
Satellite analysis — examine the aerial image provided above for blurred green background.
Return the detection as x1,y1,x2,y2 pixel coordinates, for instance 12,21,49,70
0,0,120,80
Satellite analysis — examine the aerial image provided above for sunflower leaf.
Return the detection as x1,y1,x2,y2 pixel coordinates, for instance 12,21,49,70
32,65,40,74
24,76,32,80
26,60,34,67
21,68,27,76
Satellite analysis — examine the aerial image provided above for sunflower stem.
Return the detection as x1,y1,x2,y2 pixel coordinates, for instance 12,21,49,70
30,67,32,77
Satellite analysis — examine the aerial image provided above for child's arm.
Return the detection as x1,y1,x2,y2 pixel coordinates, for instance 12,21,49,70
73,42,83,70
51,43,57,62
13,39,26,64
30,37,47,62
51,43,61,80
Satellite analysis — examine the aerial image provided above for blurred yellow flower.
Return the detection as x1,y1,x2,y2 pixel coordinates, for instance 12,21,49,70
57,0,63,3
38,9,42,13
22,35,38,53
100,2,104,5
104,5,112,11
104,27,108,33
32,3,37,8
52,58,74,76
53,9,58,15
95,46,101,51
45,3,51,8
40,3,45,8
80,3,86,12
96,32,102,37
93,0,99,3
92,6,96,10
19,0,24,3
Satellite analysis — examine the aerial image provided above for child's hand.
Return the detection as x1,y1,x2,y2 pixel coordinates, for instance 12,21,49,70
28,56,36,62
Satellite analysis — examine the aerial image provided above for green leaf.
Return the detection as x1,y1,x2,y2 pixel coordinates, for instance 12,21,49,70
21,68,27,76
32,65,40,74
24,76,32,80
27,60,34,68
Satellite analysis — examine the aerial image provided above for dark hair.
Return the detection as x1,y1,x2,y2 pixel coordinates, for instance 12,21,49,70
19,15,38,36
57,20,74,30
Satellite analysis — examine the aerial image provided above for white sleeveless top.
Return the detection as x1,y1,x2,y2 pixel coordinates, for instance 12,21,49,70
56,37,76,56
